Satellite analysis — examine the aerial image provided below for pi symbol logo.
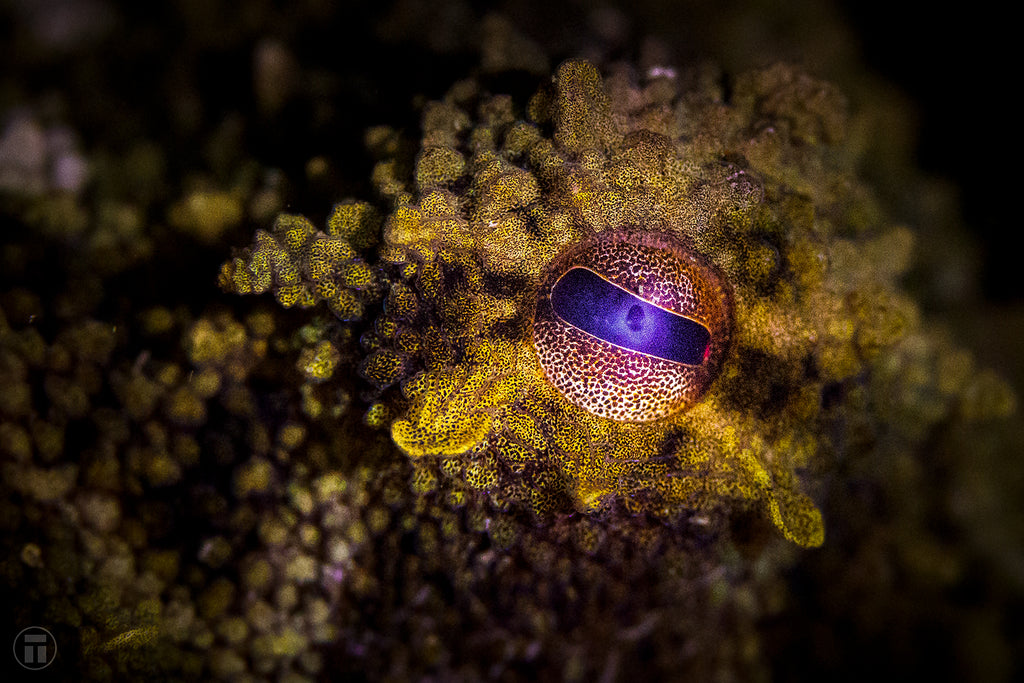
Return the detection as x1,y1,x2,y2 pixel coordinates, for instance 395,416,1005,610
13,627,57,670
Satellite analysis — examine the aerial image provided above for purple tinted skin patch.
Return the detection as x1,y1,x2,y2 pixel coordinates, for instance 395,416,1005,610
551,267,711,365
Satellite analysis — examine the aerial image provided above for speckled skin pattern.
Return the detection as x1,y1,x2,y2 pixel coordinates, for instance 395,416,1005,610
222,58,1017,549
533,228,731,421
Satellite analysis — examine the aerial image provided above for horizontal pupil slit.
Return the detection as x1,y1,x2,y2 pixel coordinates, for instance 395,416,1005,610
551,267,710,365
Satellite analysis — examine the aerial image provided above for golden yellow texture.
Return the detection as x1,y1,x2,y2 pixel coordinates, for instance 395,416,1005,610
219,208,382,320
350,59,867,546
222,59,1010,548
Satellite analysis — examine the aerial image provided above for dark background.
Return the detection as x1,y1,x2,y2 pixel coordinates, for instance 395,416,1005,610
840,0,1019,303
2,0,1017,303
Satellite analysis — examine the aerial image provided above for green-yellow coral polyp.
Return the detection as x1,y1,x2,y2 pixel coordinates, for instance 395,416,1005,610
225,59,939,549
219,205,381,321
391,339,524,458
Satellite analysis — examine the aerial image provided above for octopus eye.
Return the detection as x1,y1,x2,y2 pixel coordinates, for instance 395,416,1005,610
550,267,712,366
532,230,731,422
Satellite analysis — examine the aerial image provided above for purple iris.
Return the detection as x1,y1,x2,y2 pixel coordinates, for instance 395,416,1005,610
551,267,710,365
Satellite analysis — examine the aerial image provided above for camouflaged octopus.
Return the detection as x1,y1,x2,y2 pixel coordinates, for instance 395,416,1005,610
221,59,929,548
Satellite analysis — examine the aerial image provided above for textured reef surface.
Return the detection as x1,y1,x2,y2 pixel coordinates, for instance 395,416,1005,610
2,2,1022,682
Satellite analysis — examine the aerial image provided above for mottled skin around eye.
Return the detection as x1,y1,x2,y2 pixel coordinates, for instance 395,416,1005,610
363,60,843,547
223,59,1008,549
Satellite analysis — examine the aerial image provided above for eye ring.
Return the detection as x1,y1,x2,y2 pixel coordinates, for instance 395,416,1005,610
531,228,732,422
